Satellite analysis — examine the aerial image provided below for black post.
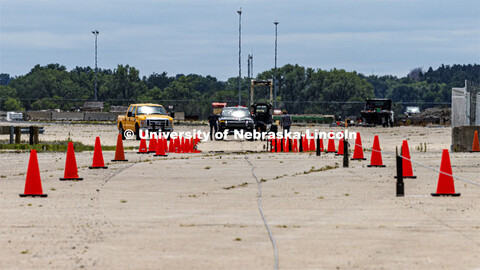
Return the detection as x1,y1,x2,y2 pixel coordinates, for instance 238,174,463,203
343,139,349,168
280,138,284,152
15,127,21,144
299,137,303,152
289,138,292,152
33,127,39,145
396,152,404,197
316,137,321,156
9,126,14,144
29,126,34,145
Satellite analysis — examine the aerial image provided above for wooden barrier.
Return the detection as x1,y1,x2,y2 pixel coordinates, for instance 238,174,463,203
0,126,42,145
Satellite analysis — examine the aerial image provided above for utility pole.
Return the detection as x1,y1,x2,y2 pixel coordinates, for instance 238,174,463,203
237,8,242,106
274,21,279,109
247,54,253,79
92,30,99,101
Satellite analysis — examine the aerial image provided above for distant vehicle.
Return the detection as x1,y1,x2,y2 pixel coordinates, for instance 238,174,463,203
6,112,23,121
212,102,227,116
360,99,394,127
405,106,420,117
249,79,278,134
117,103,173,140
251,103,278,133
218,106,254,137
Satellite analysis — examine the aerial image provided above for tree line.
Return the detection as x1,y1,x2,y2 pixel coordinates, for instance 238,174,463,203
0,63,478,118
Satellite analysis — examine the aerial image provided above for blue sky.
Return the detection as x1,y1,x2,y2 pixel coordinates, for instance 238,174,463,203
1,0,479,80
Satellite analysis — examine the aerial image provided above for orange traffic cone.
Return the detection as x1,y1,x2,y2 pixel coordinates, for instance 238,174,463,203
472,131,480,152
336,137,344,156
164,136,169,153
169,137,175,152
319,138,324,152
327,131,336,153
292,138,298,152
173,137,180,153
60,142,83,180
89,137,108,169
367,135,385,167
19,150,47,197
112,133,128,162
154,138,168,157
399,140,416,178
148,134,157,153
190,138,195,153
181,137,186,153
185,138,191,153
284,138,289,152
431,149,460,196
138,138,148,154
351,133,367,160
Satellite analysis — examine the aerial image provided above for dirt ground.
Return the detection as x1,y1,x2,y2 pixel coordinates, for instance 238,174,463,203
0,123,479,269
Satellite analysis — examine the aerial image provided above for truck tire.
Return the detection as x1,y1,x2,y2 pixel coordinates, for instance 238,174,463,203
119,124,126,140
135,124,140,140
217,129,224,140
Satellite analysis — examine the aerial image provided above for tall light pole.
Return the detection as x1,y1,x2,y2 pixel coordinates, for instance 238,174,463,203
247,54,253,79
237,8,242,106
274,21,279,109
92,29,99,101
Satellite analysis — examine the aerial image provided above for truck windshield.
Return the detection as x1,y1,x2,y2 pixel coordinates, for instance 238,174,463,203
222,108,250,118
137,106,167,115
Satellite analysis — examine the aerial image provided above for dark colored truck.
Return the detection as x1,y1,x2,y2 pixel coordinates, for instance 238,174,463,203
360,99,394,127
218,106,255,135
251,102,278,133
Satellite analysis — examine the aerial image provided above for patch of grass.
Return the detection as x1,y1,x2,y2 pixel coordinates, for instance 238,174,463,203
317,196,324,199
21,250,29,254
50,188,56,191
223,182,249,190
204,166,211,170
0,141,132,152
344,193,350,197
0,175,6,178
234,238,242,241
303,164,339,174
120,200,127,203
222,161,227,164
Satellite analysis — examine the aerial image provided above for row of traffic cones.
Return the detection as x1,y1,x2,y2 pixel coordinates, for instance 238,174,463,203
20,136,108,197
347,133,463,197
268,131,465,197
137,135,201,155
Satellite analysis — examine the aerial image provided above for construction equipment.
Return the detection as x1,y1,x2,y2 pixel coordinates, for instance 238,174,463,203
250,79,278,133
360,99,394,127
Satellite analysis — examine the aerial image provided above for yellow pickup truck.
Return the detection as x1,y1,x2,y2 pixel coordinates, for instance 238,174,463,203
117,103,174,140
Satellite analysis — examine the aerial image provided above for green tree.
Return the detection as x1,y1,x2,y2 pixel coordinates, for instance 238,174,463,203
4,97,24,111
